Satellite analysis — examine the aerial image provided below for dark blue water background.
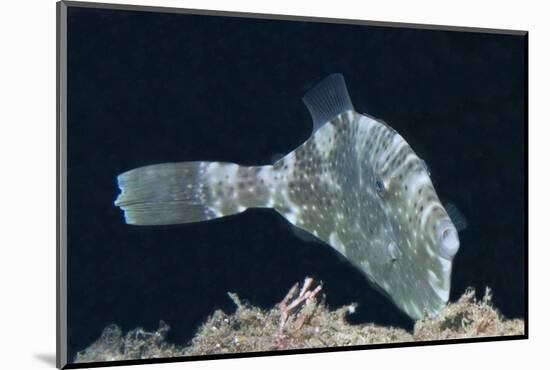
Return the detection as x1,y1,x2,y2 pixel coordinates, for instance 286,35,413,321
66,7,526,362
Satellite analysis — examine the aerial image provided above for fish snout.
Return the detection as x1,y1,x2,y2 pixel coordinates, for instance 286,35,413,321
436,219,460,260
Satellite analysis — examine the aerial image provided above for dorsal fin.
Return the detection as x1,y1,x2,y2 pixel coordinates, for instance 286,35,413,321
302,73,354,133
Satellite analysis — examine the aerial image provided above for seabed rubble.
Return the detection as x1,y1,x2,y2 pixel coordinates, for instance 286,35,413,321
75,278,524,363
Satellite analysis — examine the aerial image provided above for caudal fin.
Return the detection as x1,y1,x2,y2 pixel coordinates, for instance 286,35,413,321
114,161,274,225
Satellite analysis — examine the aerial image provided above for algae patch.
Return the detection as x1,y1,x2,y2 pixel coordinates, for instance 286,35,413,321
74,281,524,364
413,287,524,340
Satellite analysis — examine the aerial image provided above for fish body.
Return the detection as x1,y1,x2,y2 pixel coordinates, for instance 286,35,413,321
115,74,460,320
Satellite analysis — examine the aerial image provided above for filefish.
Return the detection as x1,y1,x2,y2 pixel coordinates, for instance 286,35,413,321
114,74,462,320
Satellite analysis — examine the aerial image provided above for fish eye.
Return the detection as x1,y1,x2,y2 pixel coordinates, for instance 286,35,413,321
437,220,460,260
375,178,385,195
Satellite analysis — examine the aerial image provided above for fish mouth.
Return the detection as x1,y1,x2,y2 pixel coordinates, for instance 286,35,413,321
437,219,460,260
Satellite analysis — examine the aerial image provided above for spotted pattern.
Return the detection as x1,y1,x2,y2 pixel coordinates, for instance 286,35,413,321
197,109,458,319
114,73,460,320
256,111,457,319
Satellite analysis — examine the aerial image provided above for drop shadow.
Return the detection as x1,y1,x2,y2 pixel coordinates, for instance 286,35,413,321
34,353,57,367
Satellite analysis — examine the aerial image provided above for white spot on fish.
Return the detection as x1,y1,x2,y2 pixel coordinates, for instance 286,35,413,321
285,212,298,224
314,123,336,158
